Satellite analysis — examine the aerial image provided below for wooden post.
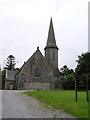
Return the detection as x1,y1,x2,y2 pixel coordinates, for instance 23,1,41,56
86,75,88,102
75,77,77,102
75,75,88,102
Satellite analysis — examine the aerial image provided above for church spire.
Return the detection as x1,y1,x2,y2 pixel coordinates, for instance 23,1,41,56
44,17,58,50
44,18,59,68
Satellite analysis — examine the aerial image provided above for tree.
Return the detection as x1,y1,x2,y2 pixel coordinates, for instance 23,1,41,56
60,72,75,90
60,65,74,79
4,55,16,70
60,65,75,90
75,52,90,90
2,68,6,89
75,52,90,75
0,68,1,90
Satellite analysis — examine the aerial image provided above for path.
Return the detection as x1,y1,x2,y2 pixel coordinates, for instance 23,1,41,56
2,90,78,119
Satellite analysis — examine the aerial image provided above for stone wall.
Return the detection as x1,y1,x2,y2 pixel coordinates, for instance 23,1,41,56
45,48,58,68
16,76,61,90
5,80,16,90
23,82,50,90
15,49,61,90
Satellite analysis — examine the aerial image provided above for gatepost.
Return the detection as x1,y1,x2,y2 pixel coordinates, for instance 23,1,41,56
75,75,88,102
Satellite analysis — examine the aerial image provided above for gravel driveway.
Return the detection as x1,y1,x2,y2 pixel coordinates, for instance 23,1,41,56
1,90,77,119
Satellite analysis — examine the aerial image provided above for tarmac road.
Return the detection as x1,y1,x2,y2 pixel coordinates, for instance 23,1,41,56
2,90,77,119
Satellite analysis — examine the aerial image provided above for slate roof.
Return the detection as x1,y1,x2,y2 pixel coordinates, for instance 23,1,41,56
44,17,58,50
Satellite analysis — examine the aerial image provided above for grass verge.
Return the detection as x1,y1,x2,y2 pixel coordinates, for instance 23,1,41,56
23,90,88,118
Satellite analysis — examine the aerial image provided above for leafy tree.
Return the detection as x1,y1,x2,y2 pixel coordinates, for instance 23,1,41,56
15,68,20,71
86,73,90,90
60,65,74,79
2,55,18,89
75,52,90,75
4,55,16,70
2,68,6,89
60,65,75,90
75,52,90,90
60,72,75,90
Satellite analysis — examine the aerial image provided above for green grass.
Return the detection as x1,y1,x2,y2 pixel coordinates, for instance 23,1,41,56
23,90,88,118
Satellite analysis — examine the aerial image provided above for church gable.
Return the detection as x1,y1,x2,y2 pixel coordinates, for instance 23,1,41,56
27,47,54,78
15,47,54,90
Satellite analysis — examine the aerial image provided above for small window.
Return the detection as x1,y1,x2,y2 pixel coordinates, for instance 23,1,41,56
35,68,38,77
52,53,55,61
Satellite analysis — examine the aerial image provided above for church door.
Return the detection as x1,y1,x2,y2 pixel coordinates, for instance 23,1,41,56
9,83,13,90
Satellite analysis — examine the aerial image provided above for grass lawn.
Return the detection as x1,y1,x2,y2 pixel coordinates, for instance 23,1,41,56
23,90,88,118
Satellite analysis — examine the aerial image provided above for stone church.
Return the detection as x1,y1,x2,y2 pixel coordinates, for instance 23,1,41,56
5,18,61,90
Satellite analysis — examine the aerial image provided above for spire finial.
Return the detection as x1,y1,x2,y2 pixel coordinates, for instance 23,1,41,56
37,46,39,50
50,16,52,21
50,16,53,26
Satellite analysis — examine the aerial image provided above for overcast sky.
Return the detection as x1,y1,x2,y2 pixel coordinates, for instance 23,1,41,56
0,0,89,70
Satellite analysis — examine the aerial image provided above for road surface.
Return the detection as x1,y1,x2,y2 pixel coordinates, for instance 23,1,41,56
2,90,77,119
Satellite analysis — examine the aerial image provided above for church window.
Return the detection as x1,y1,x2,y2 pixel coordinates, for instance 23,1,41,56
33,66,42,77
35,68,38,77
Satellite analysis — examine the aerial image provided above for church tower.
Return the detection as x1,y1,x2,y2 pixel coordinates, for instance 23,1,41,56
44,18,59,68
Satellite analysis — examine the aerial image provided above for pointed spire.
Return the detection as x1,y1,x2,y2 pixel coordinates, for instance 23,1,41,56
44,17,58,50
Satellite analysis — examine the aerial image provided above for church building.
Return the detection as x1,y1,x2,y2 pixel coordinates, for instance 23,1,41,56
5,18,61,90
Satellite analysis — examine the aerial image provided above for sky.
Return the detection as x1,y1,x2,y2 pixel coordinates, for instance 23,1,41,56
89,1,90,52
0,0,89,70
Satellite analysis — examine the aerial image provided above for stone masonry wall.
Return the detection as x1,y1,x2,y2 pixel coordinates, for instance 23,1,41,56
5,80,16,90
15,50,61,90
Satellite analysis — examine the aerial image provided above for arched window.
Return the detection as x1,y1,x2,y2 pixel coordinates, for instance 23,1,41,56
35,68,38,77
33,66,42,77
